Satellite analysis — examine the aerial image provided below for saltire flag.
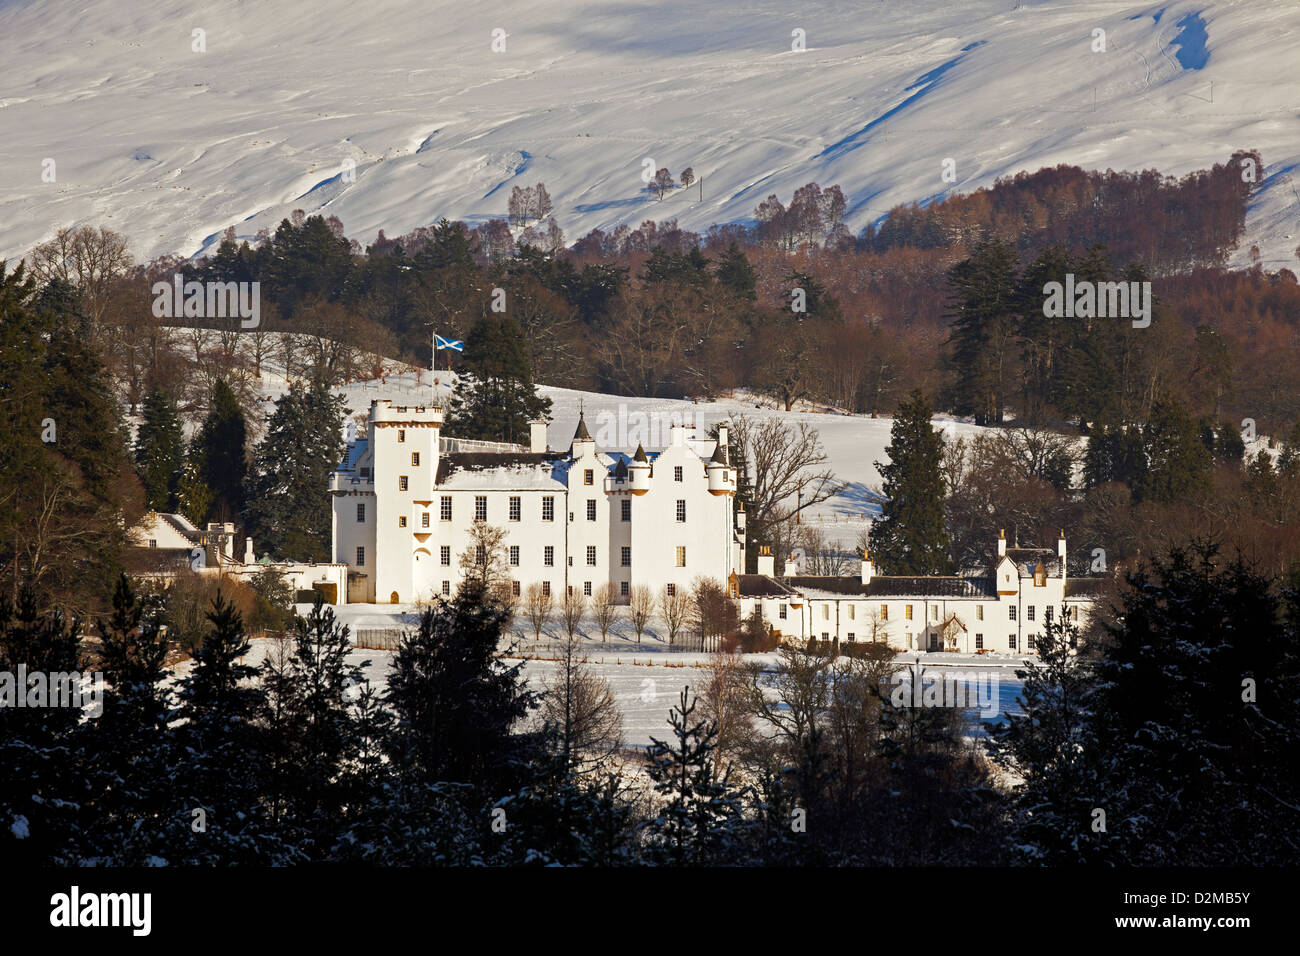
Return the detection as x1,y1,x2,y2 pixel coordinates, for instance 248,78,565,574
435,334,464,352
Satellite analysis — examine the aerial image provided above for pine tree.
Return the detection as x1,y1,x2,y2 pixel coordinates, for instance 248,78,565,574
1085,543,1300,864
642,687,747,865
244,382,347,560
134,388,184,510
716,242,757,301
991,615,1103,863
945,240,1018,426
196,378,247,522
447,315,552,444
385,578,540,792
869,390,952,574
1135,397,1211,503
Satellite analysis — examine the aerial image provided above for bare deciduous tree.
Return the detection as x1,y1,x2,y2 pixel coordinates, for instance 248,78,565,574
560,587,587,641
523,582,554,639
28,225,132,331
731,415,840,566
697,650,754,767
457,521,511,596
592,582,618,641
541,632,623,775
629,584,654,643
659,585,690,645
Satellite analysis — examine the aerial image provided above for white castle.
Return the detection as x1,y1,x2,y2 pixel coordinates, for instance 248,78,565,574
330,400,744,604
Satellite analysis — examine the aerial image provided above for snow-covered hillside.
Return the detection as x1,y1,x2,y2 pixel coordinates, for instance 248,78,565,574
2,0,1296,268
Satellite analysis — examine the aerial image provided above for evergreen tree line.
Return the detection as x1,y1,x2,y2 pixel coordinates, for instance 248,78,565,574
4,540,1295,866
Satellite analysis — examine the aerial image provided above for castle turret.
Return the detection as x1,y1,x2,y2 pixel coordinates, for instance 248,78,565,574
628,443,651,495
570,412,594,455
706,440,731,495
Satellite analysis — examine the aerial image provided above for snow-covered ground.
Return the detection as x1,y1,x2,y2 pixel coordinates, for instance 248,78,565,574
280,600,1029,746
2,1,1296,269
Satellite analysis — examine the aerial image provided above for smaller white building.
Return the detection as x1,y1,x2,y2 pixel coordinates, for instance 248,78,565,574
735,531,1105,654
127,512,349,603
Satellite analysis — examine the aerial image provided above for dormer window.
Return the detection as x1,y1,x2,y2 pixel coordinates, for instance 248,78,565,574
1034,564,1046,587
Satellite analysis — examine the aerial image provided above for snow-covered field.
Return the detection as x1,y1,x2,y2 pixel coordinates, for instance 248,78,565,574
278,601,1029,747
2,0,1296,268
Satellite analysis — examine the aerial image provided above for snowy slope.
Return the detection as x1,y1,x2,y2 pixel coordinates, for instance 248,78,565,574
1,0,1296,268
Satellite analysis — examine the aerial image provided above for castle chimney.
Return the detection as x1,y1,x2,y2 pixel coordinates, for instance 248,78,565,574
997,529,1007,557
756,545,775,577
529,419,548,453
1058,530,1067,579
245,536,255,564
860,550,874,586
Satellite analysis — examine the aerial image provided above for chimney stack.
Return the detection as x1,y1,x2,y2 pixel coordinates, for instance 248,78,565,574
1058,530,1067,579
997,529,1007,557
756,545,775,577
529,419,548,453
245,536,255,564
860,550,874,585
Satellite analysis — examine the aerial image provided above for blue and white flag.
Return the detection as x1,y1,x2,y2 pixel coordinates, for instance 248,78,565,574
435,334,464,352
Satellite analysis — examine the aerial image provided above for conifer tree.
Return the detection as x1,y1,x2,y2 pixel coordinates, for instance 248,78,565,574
715,241,757,300
945,240,1018,426
869,390,952,574
196,378,247,522
244,382,347,560
134,388,184,510
447,315,552,444
643,687,747,865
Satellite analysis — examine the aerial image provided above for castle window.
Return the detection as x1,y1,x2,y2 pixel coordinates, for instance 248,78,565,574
441,497,452,521
509,496,521,522
931,604,939,620
1009,606,1017,621
778,604,787,619
398,515,406,528
542,497,554,521
148,539,157,548
621,500,631,522
976,605,983,620
356,503,365,522
583,581,592,597
544,546,554,567
620,581,629,596
442,580,450,595
512,581,521,596
1027,605,1036,621
848,604,855,620
822,605,830,620
542,581,551,596
676,500,686,522
418,512,427,528
398,429,405,443
976,633,984,650
846,633,855,642
475,545,486,565
475,496,487,521
1028,634,1036,651
584,469,593,485
621,546,631,567
882,605,889,621
411,452,420,467
674,466,683,482
1009,633,1017,650
509,545,519,566
399,476,408,491
675,546,686,567
1046,606,1054,622
440,546,450,566
586,499,596,521
355,546,365,566
905,604,912,620
586,545,597,566
667,583,676,597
